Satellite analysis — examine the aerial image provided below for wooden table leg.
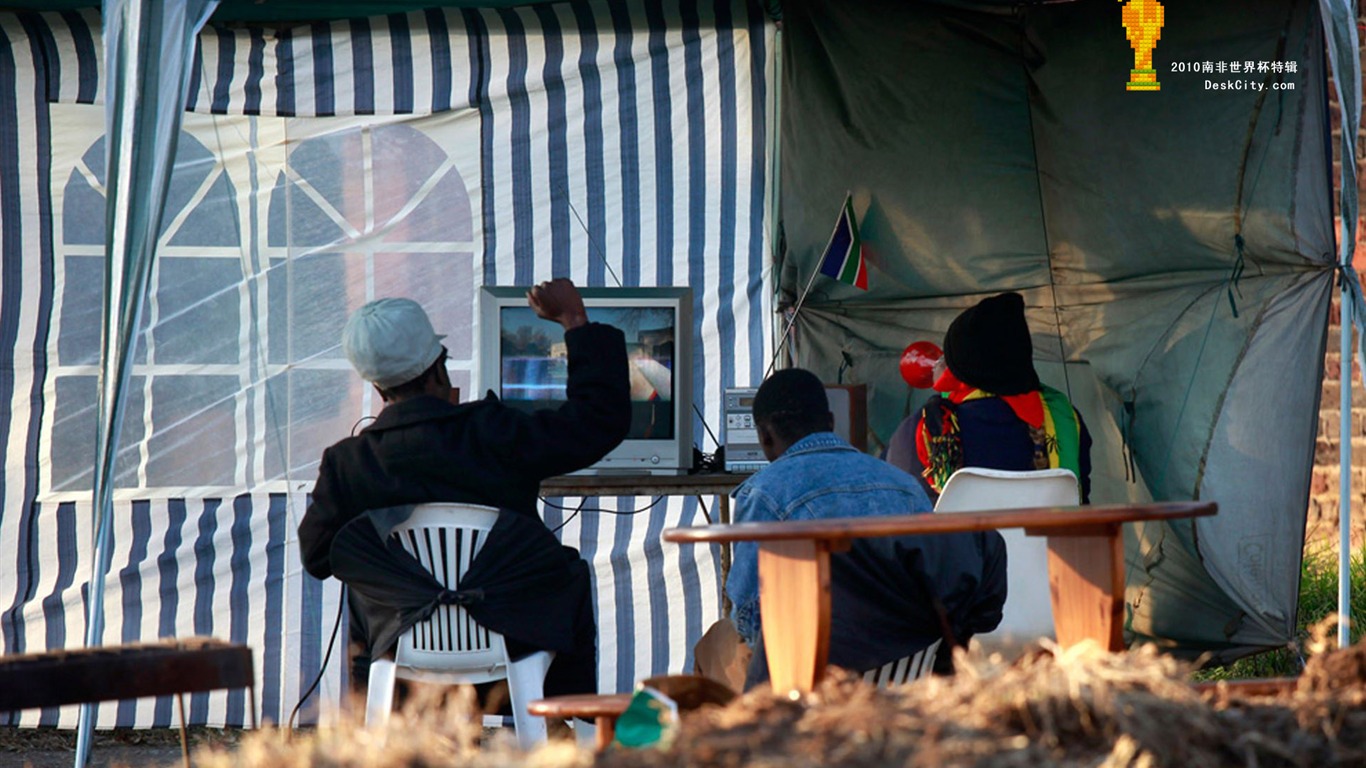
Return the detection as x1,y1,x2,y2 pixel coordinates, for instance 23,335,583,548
718,494,732,617
1046,526,1125,651
757,539,831,693
595,715,615,751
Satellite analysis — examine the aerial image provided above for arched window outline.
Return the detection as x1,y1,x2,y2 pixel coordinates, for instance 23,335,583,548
43,117,479,497
46,130,248,496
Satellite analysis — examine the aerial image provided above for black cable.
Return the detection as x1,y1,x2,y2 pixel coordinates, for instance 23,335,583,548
289,585,346,731
539,495,666,515
284,416,371,730
548,498,587,534
691,402,721,449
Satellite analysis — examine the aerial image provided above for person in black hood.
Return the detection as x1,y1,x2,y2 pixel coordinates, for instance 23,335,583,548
886,292,1093,502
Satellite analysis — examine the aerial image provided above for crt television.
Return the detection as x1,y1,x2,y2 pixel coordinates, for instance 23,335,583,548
478,286,693,475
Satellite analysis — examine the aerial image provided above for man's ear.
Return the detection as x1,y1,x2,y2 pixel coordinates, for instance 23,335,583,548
824,411,835,433
756,422,777,458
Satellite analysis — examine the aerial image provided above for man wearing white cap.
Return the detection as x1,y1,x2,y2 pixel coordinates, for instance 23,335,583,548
298,278,630,700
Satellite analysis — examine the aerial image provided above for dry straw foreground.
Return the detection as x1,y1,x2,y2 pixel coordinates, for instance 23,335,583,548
194,636,1366,768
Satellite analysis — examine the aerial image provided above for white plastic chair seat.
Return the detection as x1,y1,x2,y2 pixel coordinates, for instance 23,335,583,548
862,638,942,686
363,502,552,749
932,468,1080,650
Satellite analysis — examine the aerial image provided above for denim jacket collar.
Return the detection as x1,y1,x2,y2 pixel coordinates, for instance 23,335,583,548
776,432,854,461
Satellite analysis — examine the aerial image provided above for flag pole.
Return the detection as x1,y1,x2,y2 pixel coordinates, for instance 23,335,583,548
765,260,827,376
766,192,853,376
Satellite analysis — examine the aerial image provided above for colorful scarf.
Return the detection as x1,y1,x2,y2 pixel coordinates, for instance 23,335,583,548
915,372,1082,493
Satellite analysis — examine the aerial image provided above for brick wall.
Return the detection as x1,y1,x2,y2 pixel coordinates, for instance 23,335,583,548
1307,28,1366,552
1310,295,1366,551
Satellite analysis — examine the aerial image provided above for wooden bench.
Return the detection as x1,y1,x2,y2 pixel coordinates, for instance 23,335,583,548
664,501,1217,693
0,637,255,766
526,693,632,751
528,674,735,751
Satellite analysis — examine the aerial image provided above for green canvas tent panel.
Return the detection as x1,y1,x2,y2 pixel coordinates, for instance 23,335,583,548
779,0,1338,661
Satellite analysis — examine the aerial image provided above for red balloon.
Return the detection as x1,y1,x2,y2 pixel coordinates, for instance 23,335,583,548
899,341,943,388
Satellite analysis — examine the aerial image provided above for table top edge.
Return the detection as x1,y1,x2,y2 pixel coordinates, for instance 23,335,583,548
661,501,1217,543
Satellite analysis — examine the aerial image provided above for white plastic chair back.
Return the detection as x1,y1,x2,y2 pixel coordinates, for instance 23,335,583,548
862,638,942,687
364,502,552,749
389,504,505,678
933,468,1080,648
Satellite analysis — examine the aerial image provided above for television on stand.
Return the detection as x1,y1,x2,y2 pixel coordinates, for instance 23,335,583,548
478,286,694,475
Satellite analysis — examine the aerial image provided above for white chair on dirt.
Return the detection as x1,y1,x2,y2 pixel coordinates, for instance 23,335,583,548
364,502,553,750
933,468,1081,652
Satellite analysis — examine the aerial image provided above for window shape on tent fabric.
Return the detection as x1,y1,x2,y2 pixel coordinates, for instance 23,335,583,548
262,120,477,484
47,115,479,496
51,131,244,493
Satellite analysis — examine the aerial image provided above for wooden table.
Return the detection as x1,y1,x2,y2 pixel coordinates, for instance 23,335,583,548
663,501,1217,693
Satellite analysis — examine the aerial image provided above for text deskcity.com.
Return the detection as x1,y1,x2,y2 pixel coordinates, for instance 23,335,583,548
1204,80,1297,91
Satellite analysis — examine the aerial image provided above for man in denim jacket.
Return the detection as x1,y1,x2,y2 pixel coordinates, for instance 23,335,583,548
725,368,1006,687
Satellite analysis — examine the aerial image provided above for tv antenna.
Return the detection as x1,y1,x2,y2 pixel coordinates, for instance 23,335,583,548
562,188,623,288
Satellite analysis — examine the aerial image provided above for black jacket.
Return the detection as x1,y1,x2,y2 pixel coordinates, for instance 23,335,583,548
745,528,1007,688
329,504,599,697
297,321,630,695
299,322,631,579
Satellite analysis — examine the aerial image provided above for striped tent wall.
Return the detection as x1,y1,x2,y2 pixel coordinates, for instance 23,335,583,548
0,3,775,727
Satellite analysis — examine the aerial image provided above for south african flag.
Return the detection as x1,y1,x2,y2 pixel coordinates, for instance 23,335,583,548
818,194,869,290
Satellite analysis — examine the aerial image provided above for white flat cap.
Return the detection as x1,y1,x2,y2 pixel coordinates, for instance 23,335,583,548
342,298,446,388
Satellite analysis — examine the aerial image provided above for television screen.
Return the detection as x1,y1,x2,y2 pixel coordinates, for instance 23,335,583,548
498,306,676,440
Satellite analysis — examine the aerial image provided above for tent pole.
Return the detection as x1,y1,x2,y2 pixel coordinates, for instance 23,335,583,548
1320,0,1360,653
1341,289,1353,650
766,24,783,371
75,2,219,766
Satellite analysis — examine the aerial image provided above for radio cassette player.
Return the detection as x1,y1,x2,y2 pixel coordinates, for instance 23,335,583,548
723,387,767,473
723,383,868,474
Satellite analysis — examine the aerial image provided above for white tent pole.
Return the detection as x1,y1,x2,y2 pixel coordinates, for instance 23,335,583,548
1321,0,1361,652
766,24,783,366
1342,288,1354,649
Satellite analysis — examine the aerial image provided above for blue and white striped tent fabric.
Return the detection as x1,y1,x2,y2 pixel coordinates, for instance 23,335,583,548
0,2,775,727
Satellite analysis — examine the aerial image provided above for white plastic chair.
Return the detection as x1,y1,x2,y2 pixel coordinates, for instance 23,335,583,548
364,503,553,749
933,468,1081,649
861,638,942,686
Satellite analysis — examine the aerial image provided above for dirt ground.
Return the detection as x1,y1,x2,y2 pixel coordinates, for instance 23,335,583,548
0,727,239,768
4,639,1366,768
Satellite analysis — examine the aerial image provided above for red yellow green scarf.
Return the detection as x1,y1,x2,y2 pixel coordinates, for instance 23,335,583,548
915,372,1082,494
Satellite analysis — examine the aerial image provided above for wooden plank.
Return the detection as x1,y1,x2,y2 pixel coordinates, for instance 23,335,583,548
526,693,633,720
0,638,253,712
1047,532,1125,650
1023,523,1117,537
757,539,831,693
1192,677,1298,697
664,502,1216,544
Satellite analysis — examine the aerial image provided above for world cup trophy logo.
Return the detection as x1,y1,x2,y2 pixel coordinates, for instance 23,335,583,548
1120,0,1164,91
